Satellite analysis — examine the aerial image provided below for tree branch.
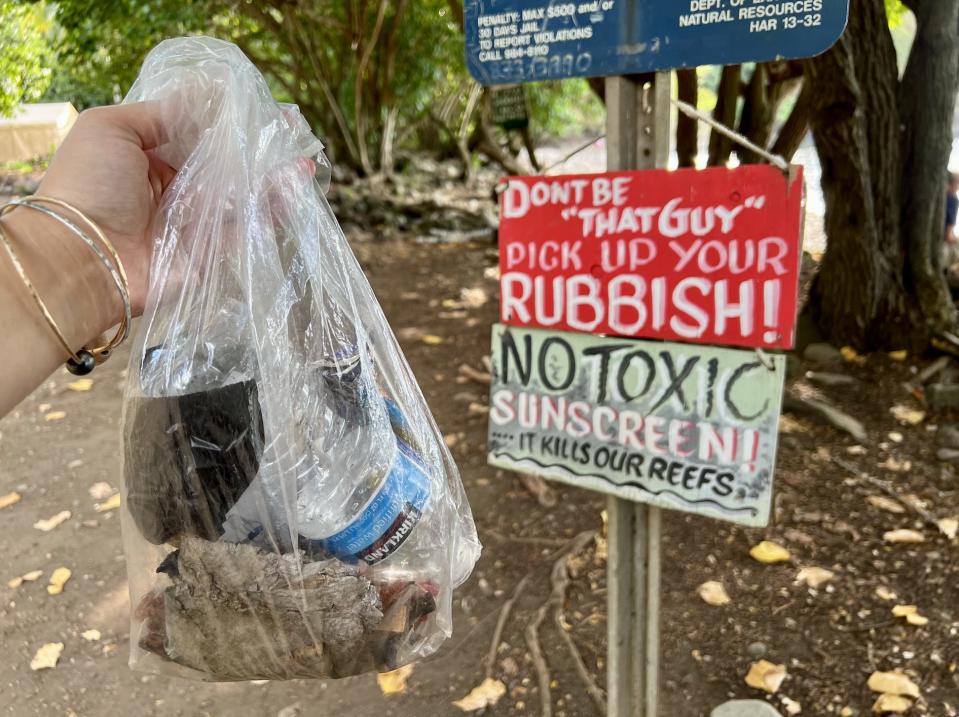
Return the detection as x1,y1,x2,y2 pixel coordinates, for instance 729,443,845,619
708,64,741,166
770,80,811,160
676,69,698,167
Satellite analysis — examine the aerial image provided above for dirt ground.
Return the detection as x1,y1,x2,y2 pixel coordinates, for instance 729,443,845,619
2,168,958,717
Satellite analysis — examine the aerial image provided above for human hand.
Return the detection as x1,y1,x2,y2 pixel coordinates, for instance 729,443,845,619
33,102,175,318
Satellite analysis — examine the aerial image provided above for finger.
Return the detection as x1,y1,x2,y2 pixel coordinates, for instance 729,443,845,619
147,151,177,192
146,151,177,206
103,101,168,150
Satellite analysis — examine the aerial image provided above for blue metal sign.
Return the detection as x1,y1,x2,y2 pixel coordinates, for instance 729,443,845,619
465,0,849,85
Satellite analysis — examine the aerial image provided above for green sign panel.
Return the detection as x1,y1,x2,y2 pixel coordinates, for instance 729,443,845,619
491,85,529,130
487,324,786,526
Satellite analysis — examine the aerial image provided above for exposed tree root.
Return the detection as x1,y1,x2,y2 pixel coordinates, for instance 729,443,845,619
485,575,530,680
524,530,602,717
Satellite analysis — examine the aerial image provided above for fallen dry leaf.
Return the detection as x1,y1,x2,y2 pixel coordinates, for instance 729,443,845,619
377,664,414,695
937,517,959,540
890,405,925,426
745,660,788,694
460,287,489,308
840,346,867,365
8,569,43,589
781,696,802,715
30,642,64,671
696,581,731,606
888,350,908,362
47,567,71,595
0,491,21,510
467,402,489,415
867,495,906,514
795,566,836,589
33,510,71,532
87,482,114,501
421,334,444,345
749,541,791,564
453,678,507,711
879,456,912,472
66,379,93,392
868,671,921,698
872,694,913,714
883,529,925,544
44,411,66,422
95,493,121,513
81,629,101,642
876,585,898,601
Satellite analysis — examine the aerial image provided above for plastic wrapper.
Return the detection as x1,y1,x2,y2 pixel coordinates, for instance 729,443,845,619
120,37,481,681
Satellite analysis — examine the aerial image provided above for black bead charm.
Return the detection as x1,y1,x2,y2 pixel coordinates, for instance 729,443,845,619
66,350,96,376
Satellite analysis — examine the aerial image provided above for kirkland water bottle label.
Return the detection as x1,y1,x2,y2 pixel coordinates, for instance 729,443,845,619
313,437,431,565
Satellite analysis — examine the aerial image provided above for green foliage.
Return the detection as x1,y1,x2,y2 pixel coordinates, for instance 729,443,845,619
0,1,54,116
527,80,604,138
42,0,605,170
44,0,211,109
885,0,908,28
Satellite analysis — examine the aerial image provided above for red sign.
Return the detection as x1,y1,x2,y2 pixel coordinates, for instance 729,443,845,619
498,165,804,349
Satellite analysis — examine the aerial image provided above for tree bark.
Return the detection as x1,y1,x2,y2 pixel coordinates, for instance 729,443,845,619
737,64,773,164
708,64,741,166
803,1,894,348
353,0,391,176
769,80,811,161
519,126,540,171
803,0,958,350
896,0,959,338
676,69,698,167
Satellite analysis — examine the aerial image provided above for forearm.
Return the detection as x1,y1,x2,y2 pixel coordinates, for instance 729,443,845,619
0,208,122,415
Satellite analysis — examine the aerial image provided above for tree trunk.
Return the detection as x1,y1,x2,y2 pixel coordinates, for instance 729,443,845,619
804,0,958,351
803,0,897,348
770,80,811,161
737,64,773,164
897,0,959,337
519,126,540,171
380,105,399,178
676,69,698,167
708,64,741,166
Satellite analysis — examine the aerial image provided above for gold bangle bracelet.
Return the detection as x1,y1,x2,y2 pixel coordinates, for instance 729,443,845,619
0,196,133,374
6,198,132,358
0,220,84,365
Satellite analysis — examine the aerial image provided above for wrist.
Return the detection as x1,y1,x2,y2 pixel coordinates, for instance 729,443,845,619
0,206,124,347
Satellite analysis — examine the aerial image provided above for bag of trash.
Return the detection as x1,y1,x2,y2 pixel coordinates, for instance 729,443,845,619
120,36,481,682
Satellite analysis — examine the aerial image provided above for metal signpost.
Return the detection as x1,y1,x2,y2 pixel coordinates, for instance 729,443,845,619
595,76,666,717
466,3,848,715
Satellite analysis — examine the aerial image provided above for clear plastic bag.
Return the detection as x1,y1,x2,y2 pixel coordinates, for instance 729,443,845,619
120,37,481,682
